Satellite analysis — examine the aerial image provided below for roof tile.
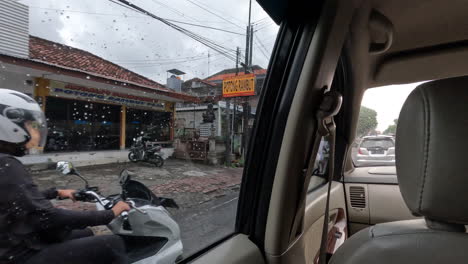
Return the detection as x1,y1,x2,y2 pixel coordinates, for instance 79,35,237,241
29,36,171,92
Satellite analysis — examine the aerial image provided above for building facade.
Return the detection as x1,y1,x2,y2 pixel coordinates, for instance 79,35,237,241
0,1,196,153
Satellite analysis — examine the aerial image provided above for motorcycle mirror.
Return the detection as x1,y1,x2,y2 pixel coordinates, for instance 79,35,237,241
119,169,132,185
56,161,74,175
56,161,90,188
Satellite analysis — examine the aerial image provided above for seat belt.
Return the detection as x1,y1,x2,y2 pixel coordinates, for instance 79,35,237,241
317,109,338,264
288,90,342,263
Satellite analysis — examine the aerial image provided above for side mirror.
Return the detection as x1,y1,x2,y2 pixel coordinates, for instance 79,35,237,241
56,161,90,188
56,161,74,175
119,169,130,185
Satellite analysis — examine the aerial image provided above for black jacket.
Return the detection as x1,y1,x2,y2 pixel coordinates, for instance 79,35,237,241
0,154,114,263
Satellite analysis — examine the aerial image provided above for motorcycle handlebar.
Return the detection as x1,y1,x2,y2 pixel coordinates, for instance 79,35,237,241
72,190,145,217
73,190,112,208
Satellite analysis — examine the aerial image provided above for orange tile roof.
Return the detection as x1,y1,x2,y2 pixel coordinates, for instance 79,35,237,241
205,66,267,82
29,36,171,92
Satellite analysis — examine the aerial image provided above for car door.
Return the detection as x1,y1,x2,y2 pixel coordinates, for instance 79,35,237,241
190,0,360,263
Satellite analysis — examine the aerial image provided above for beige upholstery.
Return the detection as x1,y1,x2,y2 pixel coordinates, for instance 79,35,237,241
330,77,468,264
396,77,468,224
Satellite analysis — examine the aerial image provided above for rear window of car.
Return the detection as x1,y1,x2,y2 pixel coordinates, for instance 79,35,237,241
360,139,394,148
352,82,426,167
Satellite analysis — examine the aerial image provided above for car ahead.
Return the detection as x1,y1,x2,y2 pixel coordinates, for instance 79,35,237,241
356,135,395,166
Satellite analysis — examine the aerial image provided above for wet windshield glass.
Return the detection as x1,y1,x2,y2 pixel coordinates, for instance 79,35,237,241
0,0,279,261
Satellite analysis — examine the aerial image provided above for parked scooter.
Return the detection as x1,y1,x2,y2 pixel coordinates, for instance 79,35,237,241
56,161,183,264
128,136,164,167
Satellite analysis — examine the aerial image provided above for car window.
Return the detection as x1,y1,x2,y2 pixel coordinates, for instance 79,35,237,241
1,0,279,261
352,82,426,167
308,137,329,190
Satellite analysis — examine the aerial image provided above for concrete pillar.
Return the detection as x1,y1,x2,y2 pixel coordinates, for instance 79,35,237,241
120,105,126,150
217,103,222,137
34,77,50,112
165,102,175,141
208,137,218,165
171,102,175,141
33,77,50,154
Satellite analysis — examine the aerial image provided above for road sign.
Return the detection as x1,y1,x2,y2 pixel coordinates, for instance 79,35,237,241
222,74,255,97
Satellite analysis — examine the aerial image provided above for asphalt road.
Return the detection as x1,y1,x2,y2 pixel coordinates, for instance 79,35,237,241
174,192,239,258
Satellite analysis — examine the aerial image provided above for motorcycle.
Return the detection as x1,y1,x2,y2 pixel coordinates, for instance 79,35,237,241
56,161,183,264
128,136,164,167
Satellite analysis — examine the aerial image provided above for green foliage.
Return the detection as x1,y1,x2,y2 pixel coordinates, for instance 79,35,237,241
384,119,398,135
357,106,378,137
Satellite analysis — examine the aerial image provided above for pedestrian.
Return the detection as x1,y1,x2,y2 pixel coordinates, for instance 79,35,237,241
0,89,130,264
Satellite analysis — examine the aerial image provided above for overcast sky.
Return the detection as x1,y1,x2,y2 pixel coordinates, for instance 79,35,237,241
362,82,426,131
19,0,279,83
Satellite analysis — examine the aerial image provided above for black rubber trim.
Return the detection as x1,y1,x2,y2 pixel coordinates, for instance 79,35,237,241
177,233,236,264
333,51,352,181
235,4,324,254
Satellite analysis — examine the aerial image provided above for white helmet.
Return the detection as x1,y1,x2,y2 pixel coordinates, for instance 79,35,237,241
0,89,48,153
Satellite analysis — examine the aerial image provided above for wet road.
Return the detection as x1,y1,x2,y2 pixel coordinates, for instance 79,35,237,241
32,159,242,259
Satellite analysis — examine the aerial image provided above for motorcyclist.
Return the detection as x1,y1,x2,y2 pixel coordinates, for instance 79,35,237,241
0,89,130,264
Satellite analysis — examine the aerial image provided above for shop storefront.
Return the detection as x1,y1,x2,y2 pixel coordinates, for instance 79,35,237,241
36,79,177,153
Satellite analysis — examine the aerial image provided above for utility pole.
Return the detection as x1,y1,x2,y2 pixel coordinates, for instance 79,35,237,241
226,48,240,166
244,0,253,73
225,99,232,165
236,47,240,75
249,24,254,68
207,50,210,77
241,0,253,160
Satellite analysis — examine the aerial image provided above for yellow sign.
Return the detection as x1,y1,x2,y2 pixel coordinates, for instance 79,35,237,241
222,74,255,97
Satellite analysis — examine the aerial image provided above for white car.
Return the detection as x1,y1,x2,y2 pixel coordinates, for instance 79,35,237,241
356,135,395,166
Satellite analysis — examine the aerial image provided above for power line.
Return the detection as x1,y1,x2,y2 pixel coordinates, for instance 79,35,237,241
109,0,239,62
158,20,244,35
113,54,209,63
116,53,225,65
30,6,244,35
127,52,229,68
151,0,200,22
185,0,244,30
109,0,141,13
254,35,271,59
253,17,269,24
255,22,275,31
188,0,246,26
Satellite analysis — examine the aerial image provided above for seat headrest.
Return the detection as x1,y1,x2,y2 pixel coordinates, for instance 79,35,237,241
396,76,468,224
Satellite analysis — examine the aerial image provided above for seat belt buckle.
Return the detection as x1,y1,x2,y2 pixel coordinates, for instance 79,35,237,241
317,90,342,136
